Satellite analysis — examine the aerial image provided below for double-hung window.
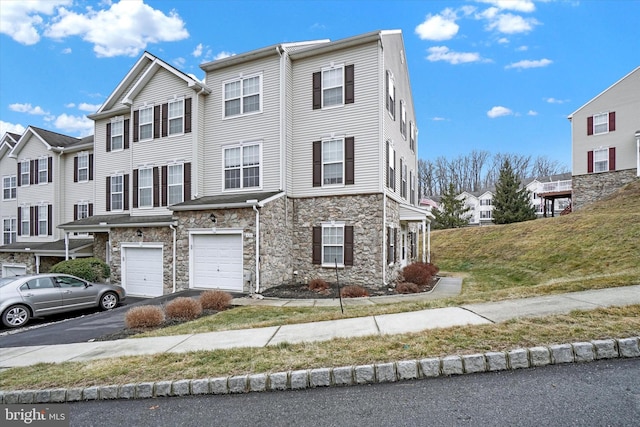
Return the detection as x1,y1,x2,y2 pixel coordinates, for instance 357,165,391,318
593,113,609,135
3,176,16,200
111,175,124,211
77,153,89,182
138,168,153,208
322,66,343,107
139,106,153,140
20,206,29,236
38,158,48,183
322,224,344,265
38,205,47,235
224,74,261,117
20,161,30,186
167,164,183,205
401,160,407,199
77,203,89,220
400,101,407,138
386,71,395,119
410,121,416,152
168,99,184,135
387,143,396,191
224,143,261,190
3,218,16,244
322,138,344,186
594,147,609,172
111,119,123,151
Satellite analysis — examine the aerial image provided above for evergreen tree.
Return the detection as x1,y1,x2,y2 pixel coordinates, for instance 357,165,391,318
492,159,537,224
432,183,471,229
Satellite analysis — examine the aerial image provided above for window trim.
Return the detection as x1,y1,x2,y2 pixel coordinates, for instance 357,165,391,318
76,202,89,220
593,112,609,135
77,152,90,182
37,205,48,236
20,206,29,236
223,142,263,191
138,167,154,209
386,70,396,120
110,118,124,151
37,157,48,184
593,147,609,173
321,223,345,267
167,98,184,136
222,73,263,119
3,175,16,200
321,137,345,187
138,105,154,141
3,217,16,244
321,64,345,109
400,100,407,139
167,163,184,205
110,174,124,212
20,161,30,187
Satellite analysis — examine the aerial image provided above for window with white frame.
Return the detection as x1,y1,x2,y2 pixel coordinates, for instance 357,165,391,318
77,203,89,220
168,99,184,135
111,175,124,211
410,121,416,152
480,199,492,206
224,143,261,190
401,161,407,199
593,113,609,135
20,206,29,236
322,66,344,107
139,106,153,140
77,153,89,182
138,168,153,208
3,176,16,200
322,224,344,265
480,211,492,219
20,161,29,186
388,145,396,190
167,164,183,205
38,206,47,235
38,158,47,183
224,74,261,117
322,138,344,186
3,217,16,244
400,101,407,138
594,147,609,172
111,119,123,151
386,71,395,119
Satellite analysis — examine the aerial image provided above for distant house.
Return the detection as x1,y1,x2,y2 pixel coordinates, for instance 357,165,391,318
568,66,640,210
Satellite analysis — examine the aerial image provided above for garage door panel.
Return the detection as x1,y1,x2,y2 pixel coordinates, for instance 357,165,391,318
192,234,243,292
124,247,163,297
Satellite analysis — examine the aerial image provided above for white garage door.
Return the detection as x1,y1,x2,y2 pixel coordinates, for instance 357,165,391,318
191,233,243,291
123,247,163,297
2,264,26,277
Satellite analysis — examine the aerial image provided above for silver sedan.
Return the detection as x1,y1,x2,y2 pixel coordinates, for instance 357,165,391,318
0,274,126,328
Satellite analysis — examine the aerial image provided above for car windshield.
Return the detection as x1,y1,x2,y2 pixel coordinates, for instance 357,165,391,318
0,277,19,288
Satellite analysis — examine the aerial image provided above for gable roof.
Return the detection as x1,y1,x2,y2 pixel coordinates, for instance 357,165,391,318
8,126,90,158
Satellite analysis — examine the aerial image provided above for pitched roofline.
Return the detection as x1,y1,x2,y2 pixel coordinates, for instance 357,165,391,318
289,30,389,60
8,126,84,158
568,65,640,120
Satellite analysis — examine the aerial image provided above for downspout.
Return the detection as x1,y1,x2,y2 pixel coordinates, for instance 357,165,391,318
380,38,387,287
635,131,640,177
276,45,285,192
252,204,260,293
35,254,40,274
170,223,177,293
65,232,69,260
192,86,207,198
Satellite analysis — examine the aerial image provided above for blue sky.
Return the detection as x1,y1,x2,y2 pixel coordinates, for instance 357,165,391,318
1,0,639,170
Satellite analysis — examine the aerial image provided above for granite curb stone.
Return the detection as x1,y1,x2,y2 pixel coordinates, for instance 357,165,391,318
2,337,638,403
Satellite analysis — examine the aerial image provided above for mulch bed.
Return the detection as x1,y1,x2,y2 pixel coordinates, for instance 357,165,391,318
260,280,436,299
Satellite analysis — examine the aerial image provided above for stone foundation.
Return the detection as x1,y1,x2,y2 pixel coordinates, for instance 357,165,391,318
573,169,638,210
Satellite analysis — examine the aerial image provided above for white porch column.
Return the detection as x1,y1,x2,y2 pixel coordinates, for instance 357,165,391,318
421,220,426,263
427,221,431,264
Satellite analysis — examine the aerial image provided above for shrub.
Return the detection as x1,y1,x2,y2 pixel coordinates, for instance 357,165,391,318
165,297,203,321
200,290,233,311
308,278,329,292
50,257,110,282
124,305,165,329
401,262,439,287
396,282,420,294
340,285,369,298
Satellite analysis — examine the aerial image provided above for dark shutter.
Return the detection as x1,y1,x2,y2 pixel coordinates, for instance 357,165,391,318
312,72,321,110
386,227,391,264
31,160,36,185
587,150,594,173
161,103,168,137
17,162,21,187
184,162,191,201
609,112,615,132
47,156,52,183
185,98,192,133
47,204,52,235
161,166,168,206
153,167,160,207
133,110,139,143
124,174,129,210
89,154,94,181
17,207,21,236
587,116,593,136
73,204,78,221
30,206,36,236
393,228,398,263
106,123,112,152
312,141,322,187
345,65,354,104
345,137,354,185
344,226,354,266
124,119,130,149
89,203,93,217
609,147,616,171
385,71,390,111
74,157,78,182
132,169,139,208
106,177,111,211
312,226,322,264
154,105,161,139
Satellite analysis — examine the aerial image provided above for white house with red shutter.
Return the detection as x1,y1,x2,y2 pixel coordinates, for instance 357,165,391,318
568,66,640,210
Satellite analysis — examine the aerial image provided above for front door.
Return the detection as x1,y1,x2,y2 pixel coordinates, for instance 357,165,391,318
400,226,408,267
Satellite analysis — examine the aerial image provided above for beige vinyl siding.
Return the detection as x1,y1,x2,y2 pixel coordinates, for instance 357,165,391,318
0,152,17,234
110,59,154,110
61,150,94,229
285,54,294,193
202,55,282,195
571,67,640,175
290,41,381,197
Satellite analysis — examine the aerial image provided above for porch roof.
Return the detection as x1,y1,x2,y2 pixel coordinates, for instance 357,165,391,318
0,239,94,257
170,191,284,211
58,214,175,232
399,204,434,222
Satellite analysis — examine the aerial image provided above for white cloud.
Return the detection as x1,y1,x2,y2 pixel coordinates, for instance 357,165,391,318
310,23,326,31
45,1,189,57
214,51,234,61
487,106,513,118
0,121,26,136
485,12,539,34
545,97,569,104
426,46,485,65
173,57,186,68
527,110,538,116
62,47,72,54
0,0,71,45
516,45,528,51
53,114,93,136
9,103,49,115
415,8,460,41
65,103,75,108
78,103,101,112
497,37,509,44
431,117,447,121
192,43,203,58
506,58,552,69
476,0,536,13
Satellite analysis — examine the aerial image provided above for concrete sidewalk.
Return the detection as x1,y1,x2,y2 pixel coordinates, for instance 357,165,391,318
1,282,639,370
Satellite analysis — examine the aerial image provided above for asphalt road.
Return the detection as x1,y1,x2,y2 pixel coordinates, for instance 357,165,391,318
66,358,640,427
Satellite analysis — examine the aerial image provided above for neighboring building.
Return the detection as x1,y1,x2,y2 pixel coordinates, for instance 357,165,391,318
55,30,431,297
569,66,640,210
0,128,94,276
456,190,494,226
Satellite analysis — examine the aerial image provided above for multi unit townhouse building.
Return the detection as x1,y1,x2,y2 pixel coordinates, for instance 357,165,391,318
569,66,640,210
0,30,431,297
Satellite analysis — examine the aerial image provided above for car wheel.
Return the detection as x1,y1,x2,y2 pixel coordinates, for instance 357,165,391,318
2,305,30,328
99,292,119,310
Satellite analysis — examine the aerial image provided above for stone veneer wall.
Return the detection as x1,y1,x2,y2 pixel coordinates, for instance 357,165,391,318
385,197,401,284
258,196,293,290
572,169,638,210
291,194,386,288
93,233,109,261
0,252,36,275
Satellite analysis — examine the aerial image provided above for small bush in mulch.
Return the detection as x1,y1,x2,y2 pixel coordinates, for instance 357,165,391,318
396,282,420,294
402,262,439,287
308,278,329,293
165,297,203,321
124,305,165,329
200,290,232,311
340,285,370,298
